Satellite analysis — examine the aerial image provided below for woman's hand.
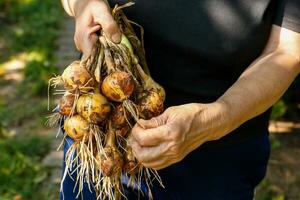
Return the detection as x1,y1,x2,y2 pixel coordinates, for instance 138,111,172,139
129,102,230,170
72,0,121,57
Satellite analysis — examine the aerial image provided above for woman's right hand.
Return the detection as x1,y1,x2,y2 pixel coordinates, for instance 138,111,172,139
72,0,121,57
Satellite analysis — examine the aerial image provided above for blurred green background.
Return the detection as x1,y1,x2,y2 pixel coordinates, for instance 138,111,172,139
0,1,299,200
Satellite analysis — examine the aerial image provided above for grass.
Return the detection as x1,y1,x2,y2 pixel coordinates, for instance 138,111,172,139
0,0,63,199
0,0,61,95
0,135,52,200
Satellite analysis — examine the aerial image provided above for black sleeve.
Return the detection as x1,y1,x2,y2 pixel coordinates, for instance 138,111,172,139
273,0,300,33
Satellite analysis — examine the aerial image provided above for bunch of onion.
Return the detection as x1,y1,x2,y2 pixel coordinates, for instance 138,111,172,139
46,92,77,128
99,35,141,125
114,6,166,198
76,89,111,125
111,104,132,137
134,58,165,119
47,3,167,200
61,90,113,197
61,115,97,198
47,60,94,126
123,146,140,190
95,121,124,200
49,60,94,93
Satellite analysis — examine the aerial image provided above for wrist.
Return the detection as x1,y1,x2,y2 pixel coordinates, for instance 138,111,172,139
212,100,234,138
194,101,232,142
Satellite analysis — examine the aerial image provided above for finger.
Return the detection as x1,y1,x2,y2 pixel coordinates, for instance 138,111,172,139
130,112,169,146
74,25,101,57
130,124,168,147
88,24,101,34
130,139,168,163
81,33,98,57
92,3,121,43
138,116,166,129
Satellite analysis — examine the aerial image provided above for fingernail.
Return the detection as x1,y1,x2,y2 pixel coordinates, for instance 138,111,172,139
111,32,121,43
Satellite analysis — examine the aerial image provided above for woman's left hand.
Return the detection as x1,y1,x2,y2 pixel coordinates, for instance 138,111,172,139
128,102,230,170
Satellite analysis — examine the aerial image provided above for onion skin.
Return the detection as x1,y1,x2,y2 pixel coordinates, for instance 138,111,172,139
76,93,111,124
62,60,94,91
121,34,133,55
124,147,139,175
59,93,76,116
138,89,164,119
101,71,135,102
99,146,124,177
97,122,124,177
124,161,138,175
111,104,130,127
114,124,130,137
64,115,90,141
111,104,131,137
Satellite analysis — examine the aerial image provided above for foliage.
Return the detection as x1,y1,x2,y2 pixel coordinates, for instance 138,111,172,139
256,179,286,200
0,0,63,199
0,0,62,95
270,76,300,120
271,100,287,120
23,60,58,95
0,134,51,200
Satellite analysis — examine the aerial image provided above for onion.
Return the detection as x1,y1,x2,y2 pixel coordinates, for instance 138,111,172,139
114,124,130,137
111,104,131,137
62,60,94,91
64,115,90,141
120,34,134,55
99,36,135,102
111,104,131,127
101,71,135,102
135,62,165,119
76,92,111,124
59,92,76,116
98,122,124,177
138,89,164,119
124,146,139,175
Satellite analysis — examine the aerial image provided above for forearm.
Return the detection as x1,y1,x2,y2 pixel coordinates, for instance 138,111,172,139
217,50,300,137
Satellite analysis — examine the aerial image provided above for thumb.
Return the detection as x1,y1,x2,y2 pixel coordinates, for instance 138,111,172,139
92,2,121,43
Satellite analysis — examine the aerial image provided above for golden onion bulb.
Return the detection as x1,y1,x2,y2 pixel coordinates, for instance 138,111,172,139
59,93,76,116
64,115,90,141
101,71,135,102
76,93,111,124
62,60,94,91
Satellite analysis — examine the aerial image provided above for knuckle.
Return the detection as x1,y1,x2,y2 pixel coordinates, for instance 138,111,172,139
132,131,146,146
138,137,148,146
103,21,118,33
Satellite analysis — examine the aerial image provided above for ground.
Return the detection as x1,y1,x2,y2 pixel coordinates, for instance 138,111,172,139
256,121,300,200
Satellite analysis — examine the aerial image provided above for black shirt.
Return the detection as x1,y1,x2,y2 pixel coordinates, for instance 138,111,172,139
109,0,300,148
